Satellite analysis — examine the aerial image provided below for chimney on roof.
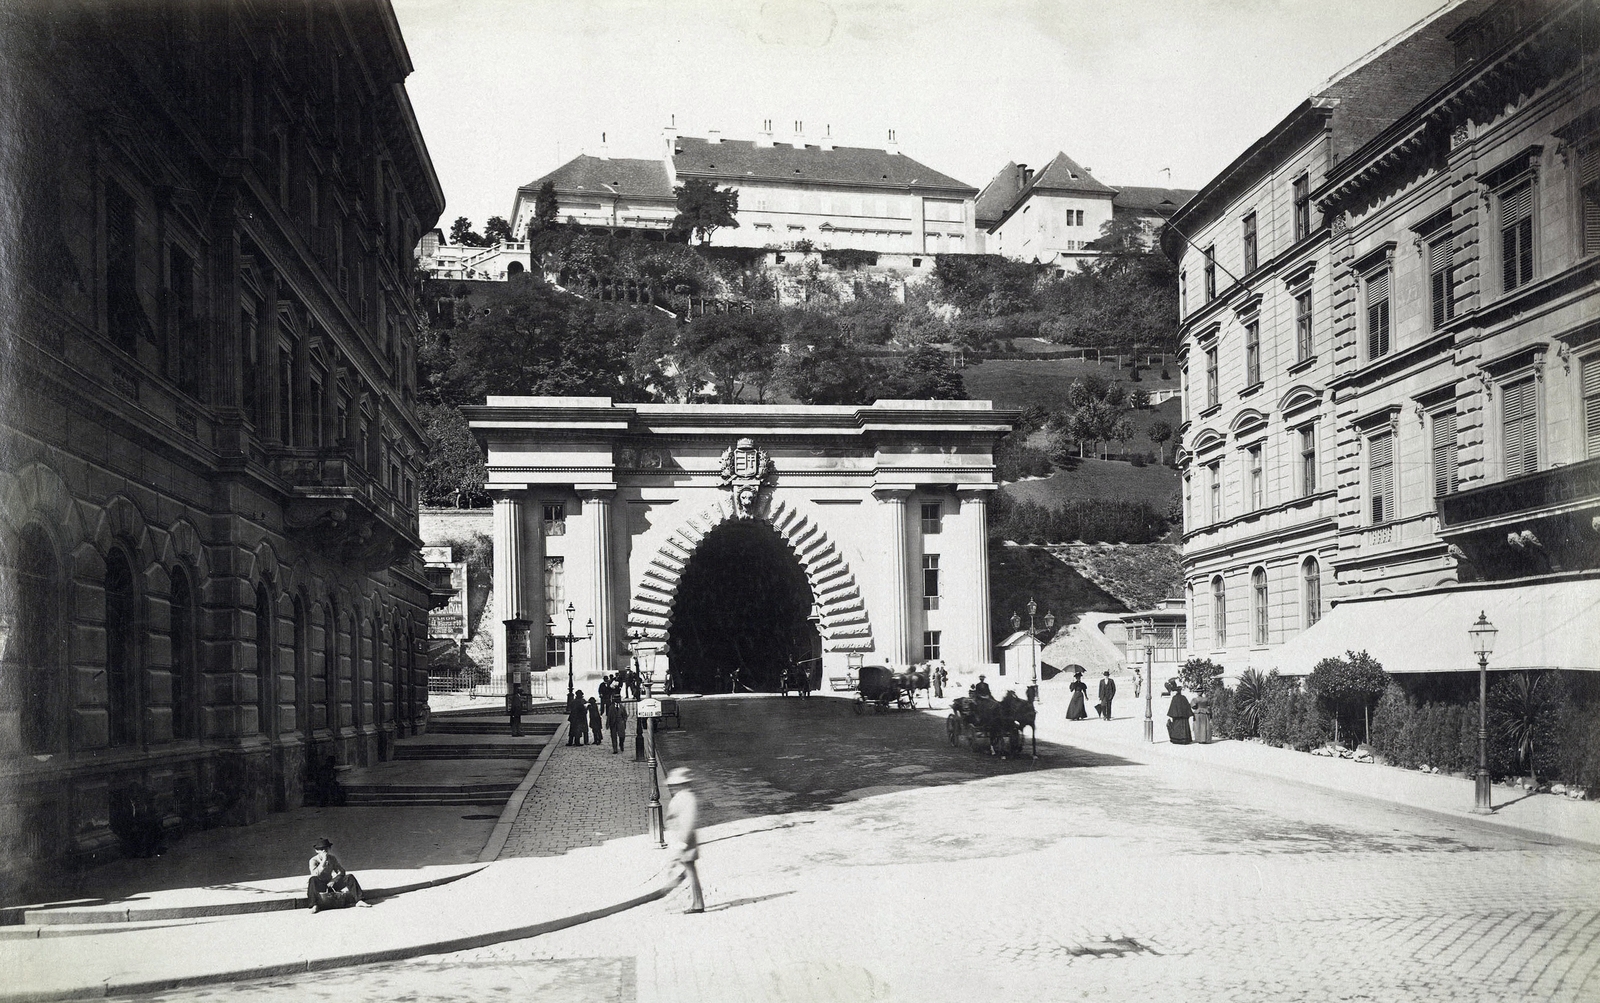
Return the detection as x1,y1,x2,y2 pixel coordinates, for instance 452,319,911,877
706,129,722,145
663,114,678,157
820,124,834,152
756,118,774,148
886,128,900,155
1018,164,1033,188
792,119,806,148
598,131,609,161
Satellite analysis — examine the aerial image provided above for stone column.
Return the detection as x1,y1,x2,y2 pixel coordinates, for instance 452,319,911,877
958,486,996,670
258,270,280,443
578,486,618,683
873,486,914,666
491,490,527,682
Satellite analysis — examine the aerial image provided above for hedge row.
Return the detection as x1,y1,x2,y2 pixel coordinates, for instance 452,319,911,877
991,494,1170,545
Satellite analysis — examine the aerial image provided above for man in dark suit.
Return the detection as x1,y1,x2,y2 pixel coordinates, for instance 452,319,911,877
1098,670,1117,720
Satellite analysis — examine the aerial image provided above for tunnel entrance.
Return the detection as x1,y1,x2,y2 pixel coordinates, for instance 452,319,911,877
668,519,818,693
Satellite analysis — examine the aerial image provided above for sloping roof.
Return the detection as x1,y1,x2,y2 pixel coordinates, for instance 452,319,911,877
974,162,1024,226
520,155,673,200
1111,186,1197,216
1028,152,1117,196
671,137,975,193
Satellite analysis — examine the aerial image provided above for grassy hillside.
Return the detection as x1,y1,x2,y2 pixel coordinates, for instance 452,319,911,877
962,358,1177,412
1047,543,1183,612
1003,457,1179,509
989,544,1126,648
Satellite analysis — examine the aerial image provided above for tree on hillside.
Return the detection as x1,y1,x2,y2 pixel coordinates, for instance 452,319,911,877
779,312,889,405
1051,376,1133,459
449,216,487,246
887,342,966,400
421,274,657,406
663,311,783,403
483,216,513,244
672,178,740,245
1147,419,1174,464
417,402,488,507
532,181,560,234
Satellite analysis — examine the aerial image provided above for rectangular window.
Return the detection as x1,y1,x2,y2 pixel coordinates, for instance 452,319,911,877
1242,212,1258,274
1584,355,1600,458
1208,462,1221,522
1581,142,1600,256
1500,182,1534,292
278,347,294,445
1293,174,1311,240
922,554,940,611
1205,346,1219,408
1429,234,1454,329
1432,408,1458,499
105,180,140,354
1369,431,1395,524
1245,320,1261,386
241,310,258,422
543,503,566,536
1366,270,1391,360
920,502,942,534
1248,445,1264,510
1502,376,1539,477
922,630,941,662
1203,246,1216,301
1178,269,1187,319
310,376,324,447
544,633,565,670
1299,426,1317,497
1295,290,1313,362
544,556,565,620
169,246,199,394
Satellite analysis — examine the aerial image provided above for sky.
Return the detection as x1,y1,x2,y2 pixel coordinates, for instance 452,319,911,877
392,0,1455,231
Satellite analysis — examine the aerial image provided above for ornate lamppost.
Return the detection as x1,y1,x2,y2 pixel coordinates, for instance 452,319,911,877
547,601,593,707
1130,625,1154,743
1469,611,1498,814
1010,599,1054,705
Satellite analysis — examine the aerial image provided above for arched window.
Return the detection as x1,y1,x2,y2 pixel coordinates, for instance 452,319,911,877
1211,575,1227,647
4,527,63,753
255,585,275,737
326,599,342,736
170,568,197,741
1252,567,1269,646
104,551,140,746
1303,558,1322,628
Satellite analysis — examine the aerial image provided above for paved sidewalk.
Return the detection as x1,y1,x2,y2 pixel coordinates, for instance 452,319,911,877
0,722,675,1000
1019,691,1600,848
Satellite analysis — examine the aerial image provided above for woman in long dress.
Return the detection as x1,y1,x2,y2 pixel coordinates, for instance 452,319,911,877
1166,684,1194,744
1065,670,1089,720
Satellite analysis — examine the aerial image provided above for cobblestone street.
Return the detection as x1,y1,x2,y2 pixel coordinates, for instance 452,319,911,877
123,695,1600,1003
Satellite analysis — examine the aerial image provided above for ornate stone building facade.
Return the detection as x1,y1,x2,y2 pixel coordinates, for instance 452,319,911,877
0,0,444,879
1172,0,1600,678
466,398,1015,695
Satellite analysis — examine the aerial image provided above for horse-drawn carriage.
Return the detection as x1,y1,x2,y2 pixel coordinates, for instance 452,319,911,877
947,691,1036,758
852,664,929,714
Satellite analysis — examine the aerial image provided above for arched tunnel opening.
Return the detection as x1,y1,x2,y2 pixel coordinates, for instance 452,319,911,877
667,519,818,693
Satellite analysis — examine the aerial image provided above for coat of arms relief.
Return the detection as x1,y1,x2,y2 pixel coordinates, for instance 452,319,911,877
718,437,772,518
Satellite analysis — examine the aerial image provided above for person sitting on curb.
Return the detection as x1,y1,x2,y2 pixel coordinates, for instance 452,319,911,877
307,837,369,913
664,768,704,914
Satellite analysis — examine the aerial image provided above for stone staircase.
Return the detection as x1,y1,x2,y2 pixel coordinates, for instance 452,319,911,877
335,712,562,808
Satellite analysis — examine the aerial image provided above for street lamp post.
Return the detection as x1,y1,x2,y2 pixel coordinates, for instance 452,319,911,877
1469,611,1498,814
634,637,665,847
1132,628,1154,743
1011,600,1054,759
547,601,593,709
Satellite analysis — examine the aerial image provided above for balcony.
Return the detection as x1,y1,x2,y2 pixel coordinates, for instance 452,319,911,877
1435,457,1600,580
272,449,419,572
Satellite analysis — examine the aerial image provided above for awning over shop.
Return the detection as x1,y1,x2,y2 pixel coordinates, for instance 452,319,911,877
1270,575,1600,676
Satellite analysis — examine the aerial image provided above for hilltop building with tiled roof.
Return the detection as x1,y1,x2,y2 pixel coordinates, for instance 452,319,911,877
976,152,1194,267
507,122,978,258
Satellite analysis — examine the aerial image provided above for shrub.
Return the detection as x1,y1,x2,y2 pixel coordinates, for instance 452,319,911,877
1180,657,1224,695
990,492,1171,544
1556,701,1600,793
1130,453,1146,467
1487,671,1562,783
1233,668,1269,738
1259,676,1299,747
1307,650,1389,747
1369,682,1415,766
1207,681,1242,739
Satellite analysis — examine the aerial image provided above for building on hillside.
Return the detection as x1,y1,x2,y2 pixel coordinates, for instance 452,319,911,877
976,154,1194,269
1,0,443,880
1169,0,1600,681
506,123,978,257
417,228,533,282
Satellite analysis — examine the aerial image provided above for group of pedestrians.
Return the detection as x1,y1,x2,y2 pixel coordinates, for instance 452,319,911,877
564,671,644,752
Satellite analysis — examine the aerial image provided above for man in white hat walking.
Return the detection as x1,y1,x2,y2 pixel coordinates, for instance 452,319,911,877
664,767,703,913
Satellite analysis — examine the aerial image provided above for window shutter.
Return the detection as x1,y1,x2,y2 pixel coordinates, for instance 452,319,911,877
1582,144,1600,255
1583,356,1600,458
1499,183,1532,225
1502,378,1538,477
1428,236,1452,273
1370,432,1393,522
1366,270,1388,302
1432,410,1457,497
